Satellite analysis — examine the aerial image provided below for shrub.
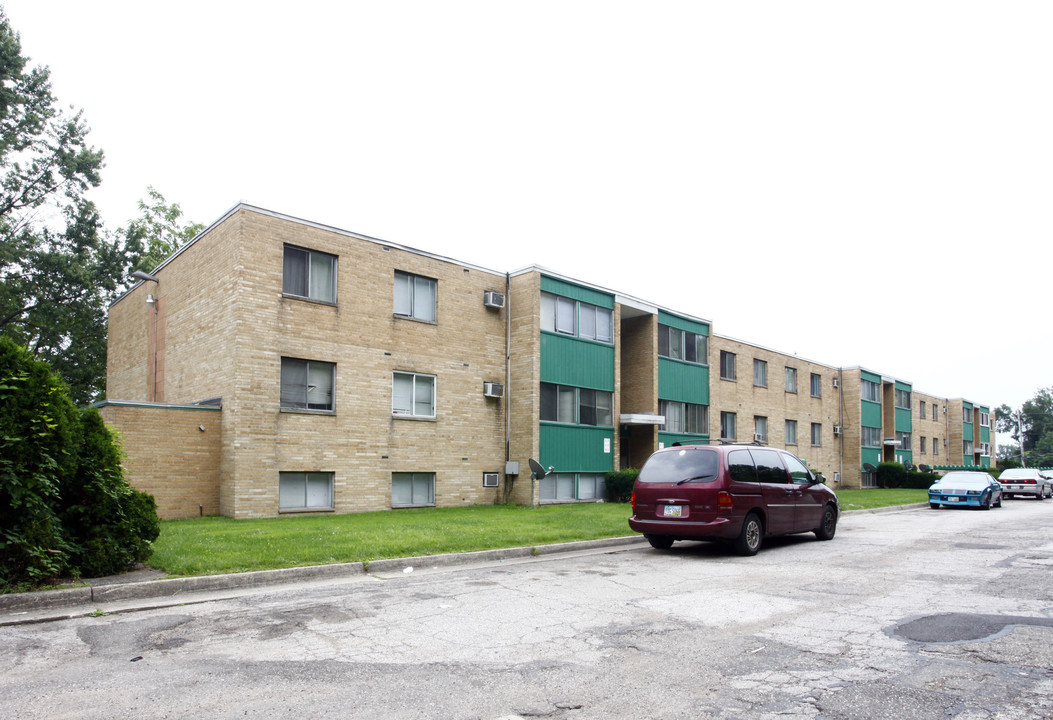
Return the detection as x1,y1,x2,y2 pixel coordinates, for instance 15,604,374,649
0,338,160,589
876,462,908,488
604,468,638,503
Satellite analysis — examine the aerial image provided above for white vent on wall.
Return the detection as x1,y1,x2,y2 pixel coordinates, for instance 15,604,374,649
832,377,840,388
483,291,505,308
833,425,842,435
483,472,499,487
483,382,504,398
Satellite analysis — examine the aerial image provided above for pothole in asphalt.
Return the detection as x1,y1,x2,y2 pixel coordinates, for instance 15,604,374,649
891,613,1053,644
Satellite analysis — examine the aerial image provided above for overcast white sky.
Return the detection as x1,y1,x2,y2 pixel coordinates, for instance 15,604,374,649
6,1,1051,416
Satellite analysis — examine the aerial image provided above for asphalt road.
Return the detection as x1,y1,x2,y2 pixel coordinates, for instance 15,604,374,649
2,500,1052,719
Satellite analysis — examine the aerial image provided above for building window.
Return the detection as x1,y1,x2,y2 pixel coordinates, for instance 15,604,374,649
963,407,972,423
659,400,709,434
919,400,926,418
658,324,708,364
897,432,911,452
394,271,437,322
278,472,334,511
392,472,435,507
541,292,612,343
861,380,881,402
895,389,911,409
392,372,436,418
720,351,736,381
754,359,768,387
809,372,820,398
283,245,336,304
964,439,974,454
933,437,939,456
811,422,822,447
862,470,877,488
862,426,882,447
785,419,797,445
979,411,989,427
720,412,737,441
785,367,798,394
540,473,605,502
932,405,938,421
920,436,927,454
540,383,612,426
754,416,768,443
280,358,335,411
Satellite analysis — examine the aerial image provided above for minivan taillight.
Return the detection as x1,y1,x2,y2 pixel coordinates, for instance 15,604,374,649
631,491,636,512
717,491,733,512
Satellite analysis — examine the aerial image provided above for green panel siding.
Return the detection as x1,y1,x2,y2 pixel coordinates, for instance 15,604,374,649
861,447,881,468
658,357,709,405
861,400,882,427
981,425,990,443
540,424,615,473
540,333,615,390
659,431,709,448
540,276,614,309
657,311,709,336
980,457,990,468
895,407,912,432
861,370,881,384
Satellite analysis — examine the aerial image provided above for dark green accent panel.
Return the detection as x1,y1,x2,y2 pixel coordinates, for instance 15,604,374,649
981,457,990,468
981,425,990,443
541,276,613,309
895,407,912,432
895,381,911,392
861,400,882,427
861,370,881,384
899,450,913,465
861,448,881,468
540,333,615,390
540,424,615,473
657,311,709,336
658,357,709,404
659,432,709,448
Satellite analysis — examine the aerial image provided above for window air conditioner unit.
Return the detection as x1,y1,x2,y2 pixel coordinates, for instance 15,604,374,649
833,425,842,435
832,377,840,388
754,433,765,443
483,291,505,308
483,472,500,488
483,381,504,398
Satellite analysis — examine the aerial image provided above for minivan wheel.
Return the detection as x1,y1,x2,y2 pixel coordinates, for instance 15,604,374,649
645,534,674,550
734,513,762,556
814,505,837,540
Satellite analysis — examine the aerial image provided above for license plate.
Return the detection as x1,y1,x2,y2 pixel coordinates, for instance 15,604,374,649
662,505,684,517
947,497,960,502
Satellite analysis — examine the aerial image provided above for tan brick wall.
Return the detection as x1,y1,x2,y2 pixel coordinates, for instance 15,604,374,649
618,312,659,469
709,336,845,485
506,271,542,505
97,403,221,519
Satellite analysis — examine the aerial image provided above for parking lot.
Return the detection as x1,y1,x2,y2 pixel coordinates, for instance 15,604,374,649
2,499,1052,719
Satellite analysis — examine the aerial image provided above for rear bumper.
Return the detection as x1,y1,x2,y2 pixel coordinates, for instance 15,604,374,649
1000,485,1041,496
628,515,735,540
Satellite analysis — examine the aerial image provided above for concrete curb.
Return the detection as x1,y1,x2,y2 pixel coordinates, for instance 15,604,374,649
0,507,924,618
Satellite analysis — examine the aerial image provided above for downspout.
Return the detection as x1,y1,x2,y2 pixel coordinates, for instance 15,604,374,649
838,367,844,487
504,272,512,502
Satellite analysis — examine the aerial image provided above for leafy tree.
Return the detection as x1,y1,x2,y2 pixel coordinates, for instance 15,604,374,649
997,387,1053,467
121,185,204,278
0,10,115,405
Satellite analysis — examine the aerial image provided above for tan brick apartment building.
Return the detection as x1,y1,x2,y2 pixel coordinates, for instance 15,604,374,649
101,203,995,518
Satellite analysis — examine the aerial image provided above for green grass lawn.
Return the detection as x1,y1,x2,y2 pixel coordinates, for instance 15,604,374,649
149,489,927,577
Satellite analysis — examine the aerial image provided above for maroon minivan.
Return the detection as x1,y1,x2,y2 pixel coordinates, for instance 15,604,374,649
628,443,839,556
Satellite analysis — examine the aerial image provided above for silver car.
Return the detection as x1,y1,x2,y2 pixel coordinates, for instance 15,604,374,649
998,468,1052,499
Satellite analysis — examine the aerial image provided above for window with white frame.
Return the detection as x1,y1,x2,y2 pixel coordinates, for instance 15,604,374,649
897,431,911,452
720,411,736,440
392,372,436,418
861,426,882,447
979,411,989,427
861,380,881,402
720,351,736,381
540,292,612,343
282,245,336,304
932,405,938,421
658,324,708,364
540,383,612,426
785,419,797,445
754,416,768,442
979,442,990,456
811,422,822,446
784,367,797,393
753,359,768,387
392,472,435,507
809,372,820,397
280,358,335,411
964,439,974,454
895,388,911,408
278,472,334,511
659,400,709,434
394,271,437,322
933,437,939,455
963,407,972,423
540,473,605,502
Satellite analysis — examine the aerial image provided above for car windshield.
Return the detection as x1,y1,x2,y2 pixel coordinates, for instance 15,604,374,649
638,448,719,484
933,473,989,488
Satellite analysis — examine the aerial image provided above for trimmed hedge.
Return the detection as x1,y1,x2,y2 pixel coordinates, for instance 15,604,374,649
605,468,638,503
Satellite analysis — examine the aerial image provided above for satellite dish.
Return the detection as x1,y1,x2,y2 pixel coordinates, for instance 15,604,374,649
528,458,549,479
920,464,931,473
863,463,877,473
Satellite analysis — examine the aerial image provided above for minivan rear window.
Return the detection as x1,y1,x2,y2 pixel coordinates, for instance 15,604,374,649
638,448,719,484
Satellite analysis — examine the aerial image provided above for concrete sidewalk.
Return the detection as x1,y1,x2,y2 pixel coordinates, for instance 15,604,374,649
0,503,927,625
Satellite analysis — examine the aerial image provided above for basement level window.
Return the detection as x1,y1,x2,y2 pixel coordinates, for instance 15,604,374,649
279,472,334,512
